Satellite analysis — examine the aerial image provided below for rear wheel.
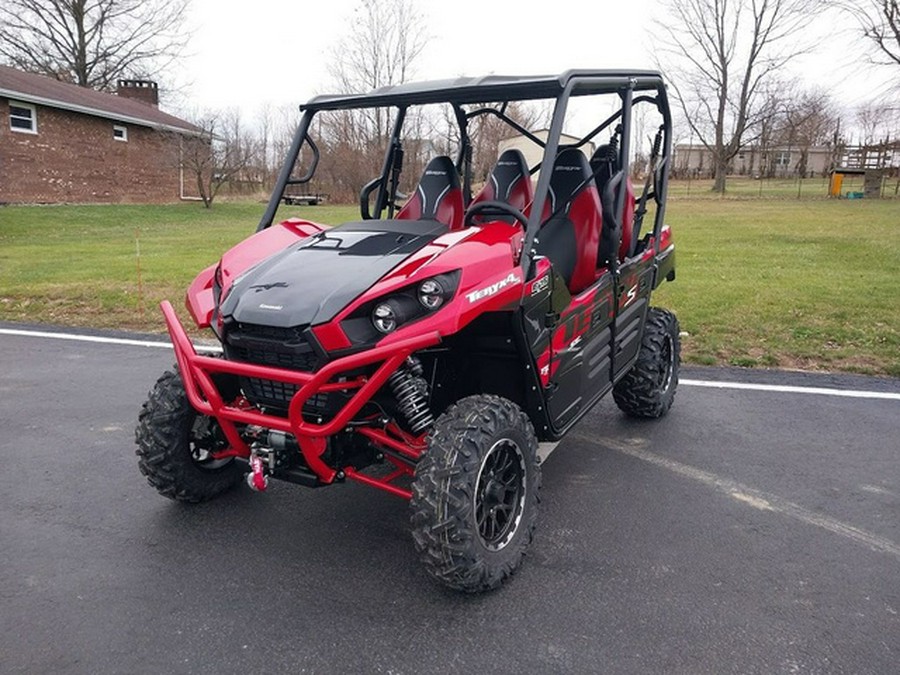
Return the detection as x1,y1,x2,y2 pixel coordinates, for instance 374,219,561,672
613,307,680,418
410,395,541,592
135,369,244,502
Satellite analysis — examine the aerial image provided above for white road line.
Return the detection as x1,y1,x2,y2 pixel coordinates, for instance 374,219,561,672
572,433,900,562
1,327,897,400
860,484,898,498
0,328,223,353
681,378,900,401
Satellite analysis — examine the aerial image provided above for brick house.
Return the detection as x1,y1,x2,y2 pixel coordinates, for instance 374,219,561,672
0,65,202,204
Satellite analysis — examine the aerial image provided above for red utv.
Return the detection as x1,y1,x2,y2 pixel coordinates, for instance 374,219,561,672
136,70,679,592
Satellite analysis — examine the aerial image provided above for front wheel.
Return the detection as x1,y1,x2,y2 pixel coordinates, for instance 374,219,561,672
135,369,244,502
613,307,680,418
410,395,541,592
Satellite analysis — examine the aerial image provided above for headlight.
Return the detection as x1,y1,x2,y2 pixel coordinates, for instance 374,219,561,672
342,270,462,347
372,301,399,333
418,279,445,310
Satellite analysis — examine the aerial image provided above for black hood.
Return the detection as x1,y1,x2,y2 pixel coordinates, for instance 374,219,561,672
220,219,448,328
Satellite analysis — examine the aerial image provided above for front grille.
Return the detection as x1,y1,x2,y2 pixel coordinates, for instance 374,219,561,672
240,377,328,412
223,322,328,412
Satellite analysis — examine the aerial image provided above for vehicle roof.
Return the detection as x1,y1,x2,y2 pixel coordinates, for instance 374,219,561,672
301,69,665,111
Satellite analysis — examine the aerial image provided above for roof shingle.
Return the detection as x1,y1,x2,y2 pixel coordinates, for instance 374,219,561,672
0,65,200,134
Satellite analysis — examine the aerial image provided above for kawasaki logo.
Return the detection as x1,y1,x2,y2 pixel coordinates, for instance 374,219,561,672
466,273,521,303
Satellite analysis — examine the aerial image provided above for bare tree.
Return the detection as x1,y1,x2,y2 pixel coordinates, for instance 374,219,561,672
781,89,838,176
655,0,813,192
834,1,900,68
855,101,899,144
467,102,546,184
327,0,427,141
750,82,785,177
179,110,257,208
0,0,189,91
316,0,427,200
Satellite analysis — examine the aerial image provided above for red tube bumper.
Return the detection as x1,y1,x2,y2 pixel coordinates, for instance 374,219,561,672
161,301,440,485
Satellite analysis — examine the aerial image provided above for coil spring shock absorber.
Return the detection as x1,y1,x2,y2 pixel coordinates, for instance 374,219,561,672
387,356,433,434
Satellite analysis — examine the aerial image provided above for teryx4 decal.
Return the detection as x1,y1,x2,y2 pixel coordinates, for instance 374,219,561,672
466,272,521,303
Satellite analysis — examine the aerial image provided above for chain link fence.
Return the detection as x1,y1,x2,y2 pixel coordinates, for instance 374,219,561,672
667,175,900,200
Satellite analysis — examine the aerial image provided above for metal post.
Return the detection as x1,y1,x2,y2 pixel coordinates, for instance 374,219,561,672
615,81,634,222
522,79,574,279
653,82,673,251
257,110,314,232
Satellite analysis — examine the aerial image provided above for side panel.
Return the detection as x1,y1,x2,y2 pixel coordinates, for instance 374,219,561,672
546,271,614,429
185,264,217,328
612,258,655,380
654,245,676,288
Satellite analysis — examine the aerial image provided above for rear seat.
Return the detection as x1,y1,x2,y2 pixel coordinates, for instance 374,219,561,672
534,148,602,294
590,144,634,265
469,148,534,223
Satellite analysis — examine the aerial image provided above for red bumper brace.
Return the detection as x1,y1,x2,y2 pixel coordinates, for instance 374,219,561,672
161,301,440,485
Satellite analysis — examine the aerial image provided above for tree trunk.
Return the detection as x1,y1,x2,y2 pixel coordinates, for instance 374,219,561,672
712,160,727,193
197,173,211,208
798,149,809,178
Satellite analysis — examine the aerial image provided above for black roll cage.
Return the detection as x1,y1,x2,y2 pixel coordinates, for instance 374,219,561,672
258,70,673,275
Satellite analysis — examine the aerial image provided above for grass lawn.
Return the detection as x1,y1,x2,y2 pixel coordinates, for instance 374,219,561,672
0,201,358,332
653,198,899,376
1,195,898,376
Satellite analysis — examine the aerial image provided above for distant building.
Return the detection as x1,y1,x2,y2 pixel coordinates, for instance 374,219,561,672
672,143,837,179
499,129,595,174
0,65,201,204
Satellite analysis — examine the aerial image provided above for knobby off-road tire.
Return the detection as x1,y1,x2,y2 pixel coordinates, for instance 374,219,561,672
135,369,243,502
613,307,680,418
410,395,541,593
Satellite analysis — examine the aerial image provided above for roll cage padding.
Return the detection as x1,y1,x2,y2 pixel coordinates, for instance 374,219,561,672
470,148,534,223
535,148,602,294
396,156,465,230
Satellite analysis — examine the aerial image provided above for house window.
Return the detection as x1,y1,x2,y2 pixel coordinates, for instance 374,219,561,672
774,150,791,167
113,124,128,141
9,101,37,134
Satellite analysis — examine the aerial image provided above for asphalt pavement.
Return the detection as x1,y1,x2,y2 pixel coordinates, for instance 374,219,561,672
1,324,898,674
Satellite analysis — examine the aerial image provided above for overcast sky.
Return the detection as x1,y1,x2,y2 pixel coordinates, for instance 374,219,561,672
179,0,894,133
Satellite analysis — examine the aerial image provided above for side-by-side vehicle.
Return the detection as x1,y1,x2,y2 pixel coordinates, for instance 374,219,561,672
136,70,680,592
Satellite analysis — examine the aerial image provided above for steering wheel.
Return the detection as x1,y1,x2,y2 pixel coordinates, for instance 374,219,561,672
464,200,528,230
